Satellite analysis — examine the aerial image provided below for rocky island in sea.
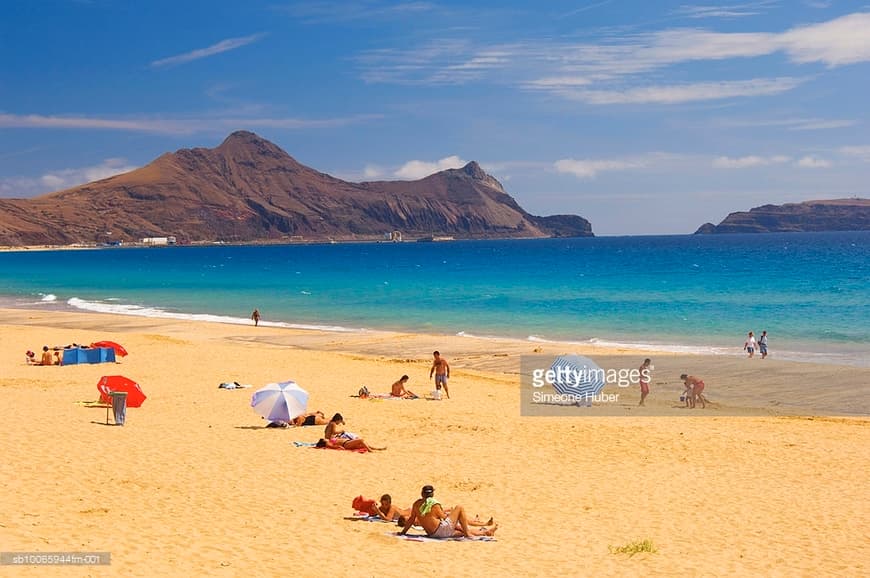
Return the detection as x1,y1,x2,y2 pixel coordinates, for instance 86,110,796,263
695,198,870,234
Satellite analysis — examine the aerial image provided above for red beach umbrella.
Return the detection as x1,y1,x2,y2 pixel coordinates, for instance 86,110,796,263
91,341,128,357
97,375,147,408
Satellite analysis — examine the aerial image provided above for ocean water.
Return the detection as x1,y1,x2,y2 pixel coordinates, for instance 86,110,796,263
0,232,868,366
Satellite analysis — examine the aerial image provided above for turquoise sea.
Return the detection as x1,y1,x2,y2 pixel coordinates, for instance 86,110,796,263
1,232,868,366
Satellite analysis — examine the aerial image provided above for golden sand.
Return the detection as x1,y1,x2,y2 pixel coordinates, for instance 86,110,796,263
1,309,868,577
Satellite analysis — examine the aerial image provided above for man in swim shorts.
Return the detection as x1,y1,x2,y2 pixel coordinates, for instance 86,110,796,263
430,351,450,398
399,485,496,538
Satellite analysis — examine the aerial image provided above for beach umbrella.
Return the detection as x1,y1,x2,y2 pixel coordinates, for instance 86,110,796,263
91,341,128,357
549,355,606,399
97,375,147,407
251,380,309,423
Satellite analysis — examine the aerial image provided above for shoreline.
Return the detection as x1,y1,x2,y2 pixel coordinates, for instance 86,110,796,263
6,296,869,369
3,307,868,416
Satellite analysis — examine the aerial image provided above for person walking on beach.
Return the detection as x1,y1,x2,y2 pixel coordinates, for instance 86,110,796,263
638,358,652,406
680,374,707,409
251,308,261,327
759,330,769,359
744,331,757,358
430,351,450,398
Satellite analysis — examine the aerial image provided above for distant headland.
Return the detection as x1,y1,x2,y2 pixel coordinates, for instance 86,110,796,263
695,198,870,234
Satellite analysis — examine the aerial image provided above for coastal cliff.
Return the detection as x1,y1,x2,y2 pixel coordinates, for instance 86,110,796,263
695,198,870,234
0,131,593,245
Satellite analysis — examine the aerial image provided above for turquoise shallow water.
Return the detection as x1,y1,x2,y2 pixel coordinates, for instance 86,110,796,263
0,232,867,365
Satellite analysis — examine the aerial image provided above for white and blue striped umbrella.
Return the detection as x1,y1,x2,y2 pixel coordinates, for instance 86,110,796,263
251,380,309,423
549,355,606,398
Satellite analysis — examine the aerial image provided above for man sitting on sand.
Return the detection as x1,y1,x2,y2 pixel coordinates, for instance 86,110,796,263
399,485,496,539
390,375,418,399
324,413,358,440
680,374,707,409
39,346,54,366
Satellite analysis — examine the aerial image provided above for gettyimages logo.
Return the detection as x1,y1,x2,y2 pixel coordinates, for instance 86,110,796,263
520,354,651,415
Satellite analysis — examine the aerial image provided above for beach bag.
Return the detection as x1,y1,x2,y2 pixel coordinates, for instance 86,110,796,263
352,495,376,514
431,389,442,400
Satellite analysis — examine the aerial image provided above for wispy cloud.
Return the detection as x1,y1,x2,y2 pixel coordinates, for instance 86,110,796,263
554,158,647,179
150,33,267,69
0,158,138,198
839,145,870,162
560,77,804,105
713,155,791,168
671,1,777,19
796,155,831,168
714,116,856,130
0,113,382,135
357,12,870,105
394,155,467,179
279,1,435,24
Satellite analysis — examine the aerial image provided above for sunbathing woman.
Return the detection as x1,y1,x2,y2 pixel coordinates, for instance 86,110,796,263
291,411,328,427
316,437,386,452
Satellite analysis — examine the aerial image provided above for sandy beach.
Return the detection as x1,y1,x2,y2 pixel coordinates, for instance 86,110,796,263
1,308,868,577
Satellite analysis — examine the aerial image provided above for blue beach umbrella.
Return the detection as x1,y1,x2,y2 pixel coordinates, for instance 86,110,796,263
549,355,606,398
251,380,309,422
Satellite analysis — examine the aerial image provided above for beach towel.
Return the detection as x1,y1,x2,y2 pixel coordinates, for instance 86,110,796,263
218,381,251,389
344,514,391,523
314,444,368,453
389,531,496,542
292,441,316,447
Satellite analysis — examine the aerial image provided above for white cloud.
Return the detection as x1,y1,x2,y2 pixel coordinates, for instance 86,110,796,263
150,33,267,69
554,158,645,179
39,158,140,192
796,155,831,168
713,155,791,168
0,159,139,198
394,155,467,179
779,12,870,66
363,165,385,179
564,77,803,105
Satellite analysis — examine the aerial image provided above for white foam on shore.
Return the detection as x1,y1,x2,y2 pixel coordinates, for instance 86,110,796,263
40,294,57,302
66,297,365,334
35,296,868,368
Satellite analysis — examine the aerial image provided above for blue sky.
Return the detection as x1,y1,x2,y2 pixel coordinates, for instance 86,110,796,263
2,0,869,234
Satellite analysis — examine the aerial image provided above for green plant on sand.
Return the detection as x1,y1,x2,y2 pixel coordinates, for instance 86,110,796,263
608,539,658,556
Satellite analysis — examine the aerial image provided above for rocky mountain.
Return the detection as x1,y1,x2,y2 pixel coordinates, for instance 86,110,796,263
0,131,592,245
695,198,870,234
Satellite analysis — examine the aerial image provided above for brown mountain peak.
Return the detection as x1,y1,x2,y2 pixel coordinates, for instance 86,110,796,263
461,161,486,179
0,132,594,245
215,130,297,164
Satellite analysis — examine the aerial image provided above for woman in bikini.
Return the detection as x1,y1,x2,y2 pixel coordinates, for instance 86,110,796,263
316,437,386,451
